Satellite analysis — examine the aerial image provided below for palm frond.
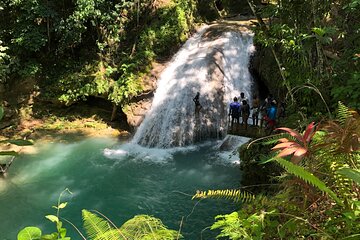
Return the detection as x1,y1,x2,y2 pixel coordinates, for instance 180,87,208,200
119,215,180,240
273,158,343,206
192,189,255,203
82,210,118,240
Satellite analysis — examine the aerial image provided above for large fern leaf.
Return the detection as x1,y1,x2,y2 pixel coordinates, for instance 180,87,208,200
192,189,255,203
119,215,180,240
337,101,352,125
82,210,119,240
273,158,343,206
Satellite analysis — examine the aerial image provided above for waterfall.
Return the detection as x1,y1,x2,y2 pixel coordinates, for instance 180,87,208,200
132,25,255,148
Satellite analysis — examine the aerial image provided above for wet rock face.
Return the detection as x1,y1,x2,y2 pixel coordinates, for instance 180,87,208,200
250,47,282,100
125,99,152,128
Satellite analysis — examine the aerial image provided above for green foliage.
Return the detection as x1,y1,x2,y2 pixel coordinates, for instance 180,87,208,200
0,0,196,107
197,101,358,239
254,0,360,114
332,72,360,109
18,189,181,240
17,227,42,240
119,215,180,239
192,189,256,203
82,210,119,240
272,157,343,206
17,190,72,240
337,168,360,186
337,101,354,125
323,106,360,153
211,211,265,239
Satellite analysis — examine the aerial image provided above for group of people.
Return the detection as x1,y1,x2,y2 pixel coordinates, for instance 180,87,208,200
228,92,251,129
229,92,285,133
193,91,285,134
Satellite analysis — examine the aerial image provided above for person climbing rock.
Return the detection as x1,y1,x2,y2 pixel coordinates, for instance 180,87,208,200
193,92,203,114
229,97,240,127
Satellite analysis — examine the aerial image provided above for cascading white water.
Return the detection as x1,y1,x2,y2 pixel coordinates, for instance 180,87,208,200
132,25,255,148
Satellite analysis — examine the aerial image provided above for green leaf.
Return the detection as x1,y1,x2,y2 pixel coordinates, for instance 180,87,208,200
41,233,58,240
45,215,59,223
17,226,42,240
59,228,67,238
58,202,68,209
0,151,18,156
337,168,360,185
82,210,114,239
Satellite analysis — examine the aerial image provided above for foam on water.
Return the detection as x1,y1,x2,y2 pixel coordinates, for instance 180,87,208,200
211,135,250,165
104,142,202,164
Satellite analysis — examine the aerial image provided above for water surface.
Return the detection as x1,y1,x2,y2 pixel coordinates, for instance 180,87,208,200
0,137,245,239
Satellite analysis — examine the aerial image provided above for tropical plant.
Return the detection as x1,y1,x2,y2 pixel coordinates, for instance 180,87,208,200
269,157,343,205
194,101,360,239
17,189,181,240
211,211,266,240
192,189,256,203
322,102,360,154
271,122,317,164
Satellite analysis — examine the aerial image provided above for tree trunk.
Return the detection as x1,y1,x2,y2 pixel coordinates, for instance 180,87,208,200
111,104,118,121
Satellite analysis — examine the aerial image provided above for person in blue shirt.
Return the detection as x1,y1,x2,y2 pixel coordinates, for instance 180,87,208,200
229,97,240,126
265,100,277,133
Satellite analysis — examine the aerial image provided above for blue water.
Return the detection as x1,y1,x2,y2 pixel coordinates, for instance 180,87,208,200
0,137,243,239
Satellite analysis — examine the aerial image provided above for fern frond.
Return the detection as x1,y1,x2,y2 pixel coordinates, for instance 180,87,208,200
119,215,180,240
82,210,119,240
192,189,256,203
273,158,343,206
337,101,352,125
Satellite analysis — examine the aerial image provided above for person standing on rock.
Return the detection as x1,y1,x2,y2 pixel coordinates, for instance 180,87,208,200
241,100,250,130
251,94,260,126
238,92,247,121
229,97,240,127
